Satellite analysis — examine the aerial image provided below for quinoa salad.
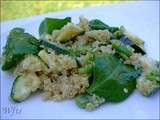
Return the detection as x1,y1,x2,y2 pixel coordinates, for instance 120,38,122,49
1,16,159,110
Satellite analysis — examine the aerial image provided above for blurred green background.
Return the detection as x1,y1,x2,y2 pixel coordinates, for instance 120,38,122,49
1,1,128,21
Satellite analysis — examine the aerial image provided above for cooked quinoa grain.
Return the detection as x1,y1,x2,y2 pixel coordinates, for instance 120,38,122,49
38,49,89,100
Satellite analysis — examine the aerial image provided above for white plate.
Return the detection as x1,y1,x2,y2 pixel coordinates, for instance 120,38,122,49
1,1,159,119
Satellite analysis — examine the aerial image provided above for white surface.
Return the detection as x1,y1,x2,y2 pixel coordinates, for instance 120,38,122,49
1,1,160,119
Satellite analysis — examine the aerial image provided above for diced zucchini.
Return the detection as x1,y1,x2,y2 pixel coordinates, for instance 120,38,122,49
111,40,133,60
120,26,144,47
56,23,84,43
40,40,69,55
78,64,93,74
75,94,105,111
10,73,41,102
119,35,145,55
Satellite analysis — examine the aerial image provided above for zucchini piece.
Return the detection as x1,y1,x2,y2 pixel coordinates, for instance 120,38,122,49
10,73,41,102
40,40,69,55
120,26,144,45
11,76,31,102
75,94,105,110
111,40,133,60
120,35,145,55
56,23,84,43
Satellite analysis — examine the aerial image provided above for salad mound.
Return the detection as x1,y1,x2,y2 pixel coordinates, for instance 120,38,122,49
1,16,159,110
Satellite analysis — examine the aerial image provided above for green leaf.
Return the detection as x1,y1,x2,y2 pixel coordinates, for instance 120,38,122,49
108,27,119,33
89,19,121,34
39,17,71,36
88,54,141,102
89,19,109,30
2,28,40,70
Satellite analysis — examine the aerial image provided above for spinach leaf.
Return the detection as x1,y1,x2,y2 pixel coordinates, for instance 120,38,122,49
39,17,71,36
89,19,110,30
89,19,121,36
88,54,141,102
2,28,40,71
